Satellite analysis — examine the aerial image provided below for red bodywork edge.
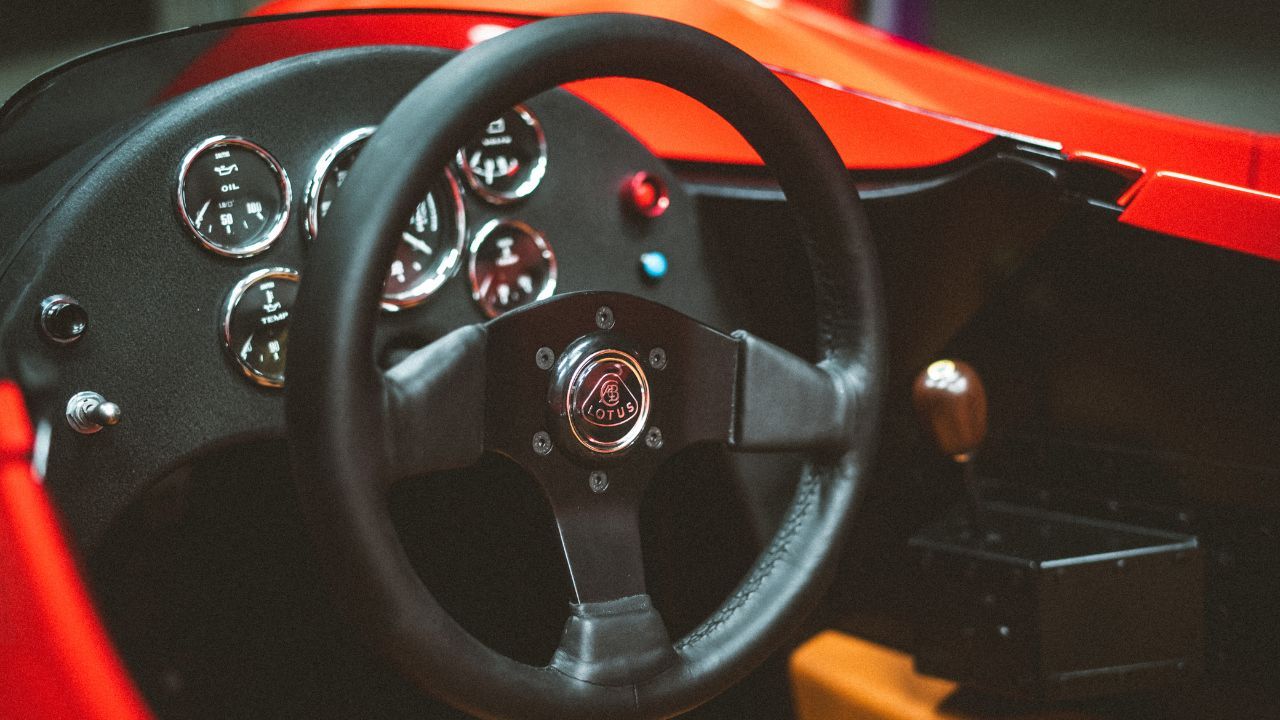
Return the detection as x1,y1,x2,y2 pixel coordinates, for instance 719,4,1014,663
1119,173,1280,262
0,382,153,720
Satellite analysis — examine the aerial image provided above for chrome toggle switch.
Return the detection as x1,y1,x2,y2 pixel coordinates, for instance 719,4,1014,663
66,391,122,434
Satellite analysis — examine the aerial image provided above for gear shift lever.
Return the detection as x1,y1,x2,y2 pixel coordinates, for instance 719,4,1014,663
913,359,988,530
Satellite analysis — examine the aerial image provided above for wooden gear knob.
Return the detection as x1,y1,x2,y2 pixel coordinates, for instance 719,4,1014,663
912,358,988,462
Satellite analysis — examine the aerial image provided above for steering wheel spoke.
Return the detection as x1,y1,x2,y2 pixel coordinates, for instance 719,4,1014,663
551,592,677,687
728,331,859,454
536,467,678,686
538,464,652,604
381,324,488,484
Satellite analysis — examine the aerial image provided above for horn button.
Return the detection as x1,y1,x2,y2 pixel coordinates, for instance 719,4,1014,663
551,337,651,456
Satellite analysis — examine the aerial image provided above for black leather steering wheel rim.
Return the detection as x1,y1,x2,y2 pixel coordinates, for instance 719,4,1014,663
287,13,883,720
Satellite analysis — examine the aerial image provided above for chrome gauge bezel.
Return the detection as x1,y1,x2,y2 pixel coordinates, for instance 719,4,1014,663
304,126,374,246
455,105,548,205
222,267,299,389
177,135,291,258
467,219,558,318
306,127,468,312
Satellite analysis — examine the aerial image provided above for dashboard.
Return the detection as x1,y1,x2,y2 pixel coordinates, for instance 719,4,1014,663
0,44,746,550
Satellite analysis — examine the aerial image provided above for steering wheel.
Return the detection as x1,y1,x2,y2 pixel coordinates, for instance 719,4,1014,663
286,13,882,720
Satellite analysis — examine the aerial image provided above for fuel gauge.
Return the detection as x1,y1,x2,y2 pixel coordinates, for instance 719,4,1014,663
468,220,556,317
178,136,290,257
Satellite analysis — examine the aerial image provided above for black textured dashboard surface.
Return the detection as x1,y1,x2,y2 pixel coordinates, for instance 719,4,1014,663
0,45,724,550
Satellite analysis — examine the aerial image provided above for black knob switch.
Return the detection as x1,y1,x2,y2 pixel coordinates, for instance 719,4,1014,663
39,295,88,344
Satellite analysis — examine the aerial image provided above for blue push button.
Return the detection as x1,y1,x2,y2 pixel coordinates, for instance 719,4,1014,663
639,251,668,283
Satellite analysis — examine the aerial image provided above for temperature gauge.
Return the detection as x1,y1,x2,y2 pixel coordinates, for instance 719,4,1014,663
178,136,290,257
222,268,299,388
457,106,547,204
468,220,556,317
307,128,466,311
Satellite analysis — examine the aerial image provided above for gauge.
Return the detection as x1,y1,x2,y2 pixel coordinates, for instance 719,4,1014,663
468,220,556,317
457,106,547,204
307,127,466,311
178,136,290,257
222,268,299,388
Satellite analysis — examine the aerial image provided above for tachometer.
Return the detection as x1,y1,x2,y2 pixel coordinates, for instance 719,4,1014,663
177,136,290,258
307,127,466,311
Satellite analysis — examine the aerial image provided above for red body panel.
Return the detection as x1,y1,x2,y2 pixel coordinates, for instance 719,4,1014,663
252,0,1277,190
164,11,993,170
243,0,1280,262
1120,173,1280,262
0,383,153,720
565,75,994,169
1254,135,1280,192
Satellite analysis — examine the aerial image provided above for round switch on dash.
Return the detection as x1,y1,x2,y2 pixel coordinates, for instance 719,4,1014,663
622,171,670,219
39,294,88,344
638,251,668,283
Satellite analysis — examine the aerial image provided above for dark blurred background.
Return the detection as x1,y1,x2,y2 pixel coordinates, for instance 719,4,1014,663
1,0,1278,131
927,0,1280,132
0,0,259,99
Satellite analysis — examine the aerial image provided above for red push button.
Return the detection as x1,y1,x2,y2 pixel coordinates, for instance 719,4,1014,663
622,171,669,219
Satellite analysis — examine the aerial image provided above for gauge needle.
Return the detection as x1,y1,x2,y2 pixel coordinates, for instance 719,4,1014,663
194,200,210,226
401,233,434,256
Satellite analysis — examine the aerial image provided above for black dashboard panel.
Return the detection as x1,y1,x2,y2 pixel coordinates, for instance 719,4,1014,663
0,45,726,549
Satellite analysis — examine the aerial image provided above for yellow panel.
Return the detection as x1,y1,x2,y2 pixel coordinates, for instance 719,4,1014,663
790,631,1095,720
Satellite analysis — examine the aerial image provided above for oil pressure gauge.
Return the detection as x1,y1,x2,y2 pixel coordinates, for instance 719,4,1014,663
457,106,547,204
223,267,299,388
308,127,467,311
468,220,556,317
178,136,290,257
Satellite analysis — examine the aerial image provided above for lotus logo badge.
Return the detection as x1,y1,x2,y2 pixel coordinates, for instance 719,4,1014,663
567,350,650,454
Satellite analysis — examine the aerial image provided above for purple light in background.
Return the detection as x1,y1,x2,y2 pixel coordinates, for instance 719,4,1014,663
865,0,931,43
